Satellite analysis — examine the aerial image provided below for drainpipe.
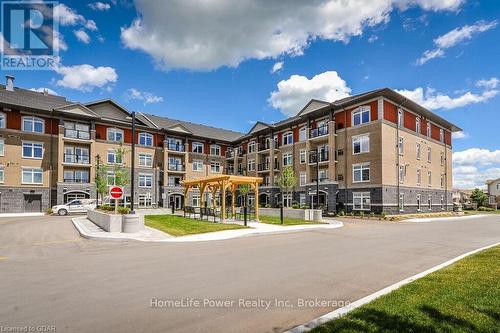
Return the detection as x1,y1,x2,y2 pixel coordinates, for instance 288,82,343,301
396,99,408,213
49,110,54,208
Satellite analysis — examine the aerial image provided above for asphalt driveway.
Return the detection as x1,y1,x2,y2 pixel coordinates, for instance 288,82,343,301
0,214,499,333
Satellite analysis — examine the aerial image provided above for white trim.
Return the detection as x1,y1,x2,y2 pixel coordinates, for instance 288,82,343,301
21,140,44,159
21,115,45,133
138,132,154,147
106,127,124,142
351,105,371,127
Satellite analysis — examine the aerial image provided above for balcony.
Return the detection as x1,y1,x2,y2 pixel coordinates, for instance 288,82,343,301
273,162,280,170
168,163,185,172
238,149,246,157
64,178,90,183
166,142,185,152
225,150,234,159
167,182,183,187
64,154,90,165
257,163,270,172
309,151,329,164
309,125,329,139
64,129,91,140
226,167,235,174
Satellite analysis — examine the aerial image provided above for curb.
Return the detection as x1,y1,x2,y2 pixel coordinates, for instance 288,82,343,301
71,218,145,242
286,241,500,333
402,214,487,223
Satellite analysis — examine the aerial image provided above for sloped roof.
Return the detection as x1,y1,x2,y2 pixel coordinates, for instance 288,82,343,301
0,85,70,111
247,121,270,134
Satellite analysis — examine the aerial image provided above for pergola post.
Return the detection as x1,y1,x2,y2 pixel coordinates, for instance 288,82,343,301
231,185,236,217
254,182,259,221
200,183,207,208
221,180,226,221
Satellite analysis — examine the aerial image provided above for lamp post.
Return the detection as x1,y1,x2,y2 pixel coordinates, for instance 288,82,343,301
96,154,101,207
130,111,136,214
316,147,320,210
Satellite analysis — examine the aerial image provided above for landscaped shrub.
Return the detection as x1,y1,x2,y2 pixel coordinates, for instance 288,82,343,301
100,204,114,212
381,211,388,219
337,210,345,216
117,206,131,214
45,208,53,215
291,203,300,209
478,206,494,211
264,204,271,208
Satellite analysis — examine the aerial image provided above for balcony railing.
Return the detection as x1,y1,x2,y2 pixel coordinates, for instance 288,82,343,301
273,162,280,170
309,151,329,163
167,142,185,152
64,129,91,140
257,163,270,171
225,150,234,158
64,154,90,164
167,182,183,187
310,125,329,139
238,149,246,157
226,167,235,174
259,141,280,151
64,178,90,183
168,163,185,172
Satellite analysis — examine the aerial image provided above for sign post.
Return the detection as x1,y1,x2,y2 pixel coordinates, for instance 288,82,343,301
109,186,124,214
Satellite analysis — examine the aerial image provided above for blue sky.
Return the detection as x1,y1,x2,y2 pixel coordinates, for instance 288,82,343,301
3,0,500,188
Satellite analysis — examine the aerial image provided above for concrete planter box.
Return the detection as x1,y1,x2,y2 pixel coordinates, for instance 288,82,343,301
87,210,122,232
122,214,145,233
260,208,323,222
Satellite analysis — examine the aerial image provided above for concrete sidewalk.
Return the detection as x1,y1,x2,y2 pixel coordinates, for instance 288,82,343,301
402,214,487,223
72,217,343,242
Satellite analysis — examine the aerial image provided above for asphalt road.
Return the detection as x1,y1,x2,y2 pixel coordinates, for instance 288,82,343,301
0,214,499,333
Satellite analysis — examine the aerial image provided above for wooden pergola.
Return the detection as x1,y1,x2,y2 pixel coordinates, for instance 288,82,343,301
181,175,263,222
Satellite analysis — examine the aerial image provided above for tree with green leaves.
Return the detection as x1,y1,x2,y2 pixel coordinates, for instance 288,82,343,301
470,188,488,207
238,184,251,207
95,159,108,207
277,166,297,207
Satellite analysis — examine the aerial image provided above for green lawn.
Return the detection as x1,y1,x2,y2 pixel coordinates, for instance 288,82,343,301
311,246,500,333
259,215,325,226
145,215,247,237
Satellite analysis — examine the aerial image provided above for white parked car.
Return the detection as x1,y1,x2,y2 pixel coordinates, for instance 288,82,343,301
53,199,97,216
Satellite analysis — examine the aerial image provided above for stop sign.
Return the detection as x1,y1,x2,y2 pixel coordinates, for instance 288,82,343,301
109,186,123,199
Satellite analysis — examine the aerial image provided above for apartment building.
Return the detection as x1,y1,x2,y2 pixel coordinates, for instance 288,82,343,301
0,76,460,214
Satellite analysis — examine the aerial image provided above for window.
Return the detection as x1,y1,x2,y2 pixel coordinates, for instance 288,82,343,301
428,171,432,187
22,168,43,184
440,152,444,166
398,137,404,155
64,170,89,183
283,153,293,166
440,174,444,188
107,128,124,142
299,193,306,205
193,160,203,172
399,193,405,212
107,172,116,186
353,163,370,182
427,147,432,162
398,109,404,127
353,192,370,210
248,141,255,153
427,123,431,137
139,194,152,208
352,135,369,154
64,122,90,139
64,146,89,164
22,142,43,159
416,117,421,134
138,133,153,146
0,139,4,156
399,165,406,183
248,159,255,171
107,150,122,164
0,167,4,183
22,116,44,133
168,176,182,187
299,127,307,141
428,195,432,210
441,195,445,210
283,132,293,145
417,169,421,186
139,153,152,167
210,144,221,156
192,142,203,154
352,106,370,126
416,143,421,160
0,112,6,128
299,172,306,186
299,150,306,164
439,129,444,143
417,195,421,211
319,168,328,181
192,195,200,207
210,161,221,173
282,193,292,207
138,174,153,187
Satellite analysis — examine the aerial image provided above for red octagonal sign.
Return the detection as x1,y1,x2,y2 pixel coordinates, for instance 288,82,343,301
109,186,123,199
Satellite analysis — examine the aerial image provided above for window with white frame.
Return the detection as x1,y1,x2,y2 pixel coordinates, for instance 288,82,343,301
416,194,421,211
282,193,292,207
22,168,43,184
139,153,152,167
283,153,293,166
428,171,432,187
440,174,444,188
22,141,43,159
210,144,221,156
107,128,124,142
247,141,255,153
248,159,255,171
439,129,444,143
107,171,116,185
416,117,421,133
440,152,444,165
138,174,153,187
138,132,153,146
398,137,404,155
299,127,307,141
0,139,4,156
107,150,123,164
193,160,203,172
299,172,306,186
0,112,6,128
283,132,293,145
427,147,432,162
210,161,221,173
398,109,404,127
192,142,203,154
428,195,432,210
22,116,44,133
299,193,306,205
441,195,444,210
353,192,370,210
352,106,370,126
353,163,370,182
299,149,306,164
427,123,431,137
417,169,421,186
139,194,153,207
399,193,405,211
416,143,421,160
399,165,406,183
319,168,328,181
192,195,200,207
0,166,4,183
353,135,369,154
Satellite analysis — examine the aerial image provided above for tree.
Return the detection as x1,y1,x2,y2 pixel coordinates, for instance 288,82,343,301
238,184,251,207
470,188,488,207
95,158,108,207
277,166,297,207
96,145,129,209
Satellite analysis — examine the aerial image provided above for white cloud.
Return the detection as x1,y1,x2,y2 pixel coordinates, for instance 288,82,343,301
268,71,351,116
85,20,98,31
54,64,118,92
453,148,500,188
89,2,111,11
367,35,378,43
121,0,463,71
54,3,98,30
396,86,498,110
29,87,58,96
125,88,163,105
74,29,90,44
417,20,497,65
476,77,499,89
271,61,284,74
452,131,468,139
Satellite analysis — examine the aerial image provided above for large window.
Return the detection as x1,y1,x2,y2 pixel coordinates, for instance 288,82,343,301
139,194,153,208
352,106,370,126
353,192,370,210
426,123,431,137
0,112,6,128
192,142,203,154
427,147,432,162
416,143,421,160
299,172,306,186
107,150,123,164
247,141,255,153
64,146,89,164
210,161,221,173
193,160,203,172
22,116,44,133
352,135,369,154
416,117,421,133
22,168,43,184
398,137,404,155
283,132,293,145
107,128,124,142
63,170,89,183
64,122,90,139
299,149,306,164
139,174,153,187
283,153,293,166
192,195,200,207
139,132,153,146
139,153,153,167
210,144,221,156
439,129,444,143
282,193,292,207
22,142,43,159
299,127,307,141
0,139,4,156
248,159,255,171
353,163,370,182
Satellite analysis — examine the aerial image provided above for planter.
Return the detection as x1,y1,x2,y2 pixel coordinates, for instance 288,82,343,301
87,210,122,232
122,214,145,233
259,208,323,221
